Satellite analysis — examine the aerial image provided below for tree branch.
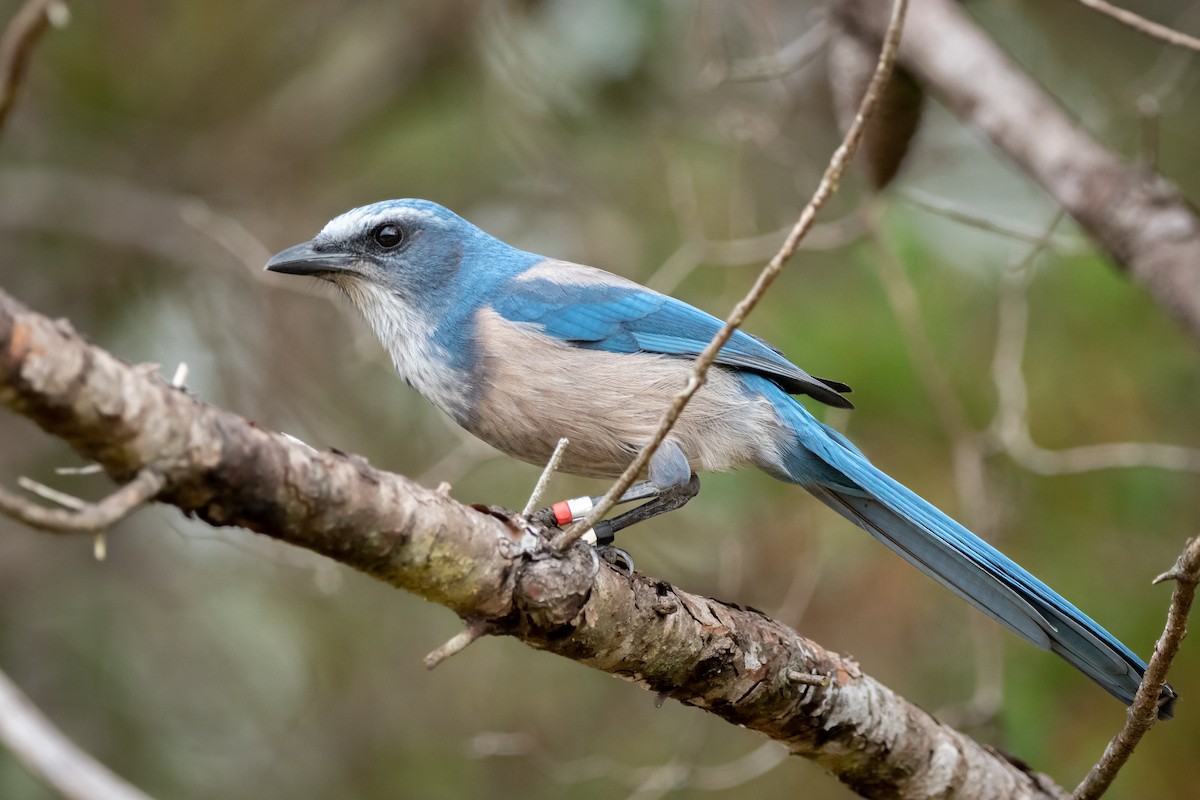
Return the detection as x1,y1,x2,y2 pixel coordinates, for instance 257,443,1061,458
0,284,1072,798
839,0,1200,344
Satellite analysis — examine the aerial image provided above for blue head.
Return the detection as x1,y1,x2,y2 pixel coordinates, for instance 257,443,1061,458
265,199,538,312
266,199,542,419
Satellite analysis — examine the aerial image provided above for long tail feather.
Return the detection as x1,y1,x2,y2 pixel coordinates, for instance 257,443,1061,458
768,388,1177,718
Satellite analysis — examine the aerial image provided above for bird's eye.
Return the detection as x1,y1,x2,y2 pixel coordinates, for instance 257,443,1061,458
372,224,405,249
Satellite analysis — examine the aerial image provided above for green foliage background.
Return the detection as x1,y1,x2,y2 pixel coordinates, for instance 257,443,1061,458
1,1,1198,797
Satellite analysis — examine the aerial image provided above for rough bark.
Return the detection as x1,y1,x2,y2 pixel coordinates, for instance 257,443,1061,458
838,0,1200,343
0,286,1070,798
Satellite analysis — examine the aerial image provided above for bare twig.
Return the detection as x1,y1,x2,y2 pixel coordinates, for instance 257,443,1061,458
472,735,789,795
522,437,568,517
0,667,154,800
423,619,490,670
897,190,1080,251
0,468,163,533
1076,0,1200,53
55,464,103,476
17,476,114,560
1073,537,1200,799
1000,437,1200,476
0,0,67,131
552,0,910,551
17,475,88,509
723,20,828,82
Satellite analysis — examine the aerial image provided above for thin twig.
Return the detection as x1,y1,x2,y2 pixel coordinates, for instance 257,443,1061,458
723,20,829,82
1077,0,1200,53
0,666,154,800
17,475,88,510
55,464,103,476
1073,536,1200,799
423,619,490,670
0,468,163,533
551,0,910,551
897,190,1080,251
471,735,789,794
522,437,568,517
0,0,67,131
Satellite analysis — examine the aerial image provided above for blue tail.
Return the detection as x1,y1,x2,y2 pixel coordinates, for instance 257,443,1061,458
760,381,1176,719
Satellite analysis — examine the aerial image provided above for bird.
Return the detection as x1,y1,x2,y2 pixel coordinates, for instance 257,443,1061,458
266,198,1176,719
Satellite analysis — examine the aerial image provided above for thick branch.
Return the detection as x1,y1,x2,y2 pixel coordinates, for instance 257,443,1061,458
839,0,1200,343
0,285,1071,797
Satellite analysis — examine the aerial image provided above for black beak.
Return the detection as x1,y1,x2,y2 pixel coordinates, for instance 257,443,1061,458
265,242,356,276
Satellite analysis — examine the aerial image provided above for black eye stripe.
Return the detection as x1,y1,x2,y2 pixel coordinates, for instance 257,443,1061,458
372,224,404,249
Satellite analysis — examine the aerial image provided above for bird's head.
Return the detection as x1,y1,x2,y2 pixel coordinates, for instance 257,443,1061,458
265,199,533,310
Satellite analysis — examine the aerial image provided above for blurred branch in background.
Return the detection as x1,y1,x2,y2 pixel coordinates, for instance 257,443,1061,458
469,733,790,799
0,168,281,288
0,667,152,800
988,243,1200,476
840,0,1200,344
0,0,67,131
1076,0,1200,53
896,191,1082,253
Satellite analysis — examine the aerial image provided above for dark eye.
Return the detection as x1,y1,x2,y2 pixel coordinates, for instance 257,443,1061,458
372,224,404,249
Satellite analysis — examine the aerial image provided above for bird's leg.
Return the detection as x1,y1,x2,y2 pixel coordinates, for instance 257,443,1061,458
540,482,660,526
592,473,699,543
536,441,699,545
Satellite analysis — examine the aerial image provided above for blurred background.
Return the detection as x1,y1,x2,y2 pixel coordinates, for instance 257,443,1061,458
1,0,1198,797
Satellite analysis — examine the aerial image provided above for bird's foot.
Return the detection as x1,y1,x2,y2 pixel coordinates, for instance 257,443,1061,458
598,544,635,575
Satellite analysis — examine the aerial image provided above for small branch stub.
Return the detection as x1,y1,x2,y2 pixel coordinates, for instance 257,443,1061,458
424,620,491,670
0,468,164,534
522,437,569,518
787,670,830,687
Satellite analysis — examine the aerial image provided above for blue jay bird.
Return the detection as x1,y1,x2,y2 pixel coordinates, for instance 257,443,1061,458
267,198,1176,719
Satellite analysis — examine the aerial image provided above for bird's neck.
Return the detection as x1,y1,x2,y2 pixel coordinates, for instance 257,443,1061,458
337,280,474,423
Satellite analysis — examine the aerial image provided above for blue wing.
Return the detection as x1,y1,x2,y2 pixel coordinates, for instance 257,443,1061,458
493,263,853,408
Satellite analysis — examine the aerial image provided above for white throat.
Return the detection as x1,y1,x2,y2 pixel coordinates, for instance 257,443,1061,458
334,278,469,422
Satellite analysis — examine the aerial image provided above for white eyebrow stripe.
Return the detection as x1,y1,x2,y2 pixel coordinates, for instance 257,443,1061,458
319,206,440,240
